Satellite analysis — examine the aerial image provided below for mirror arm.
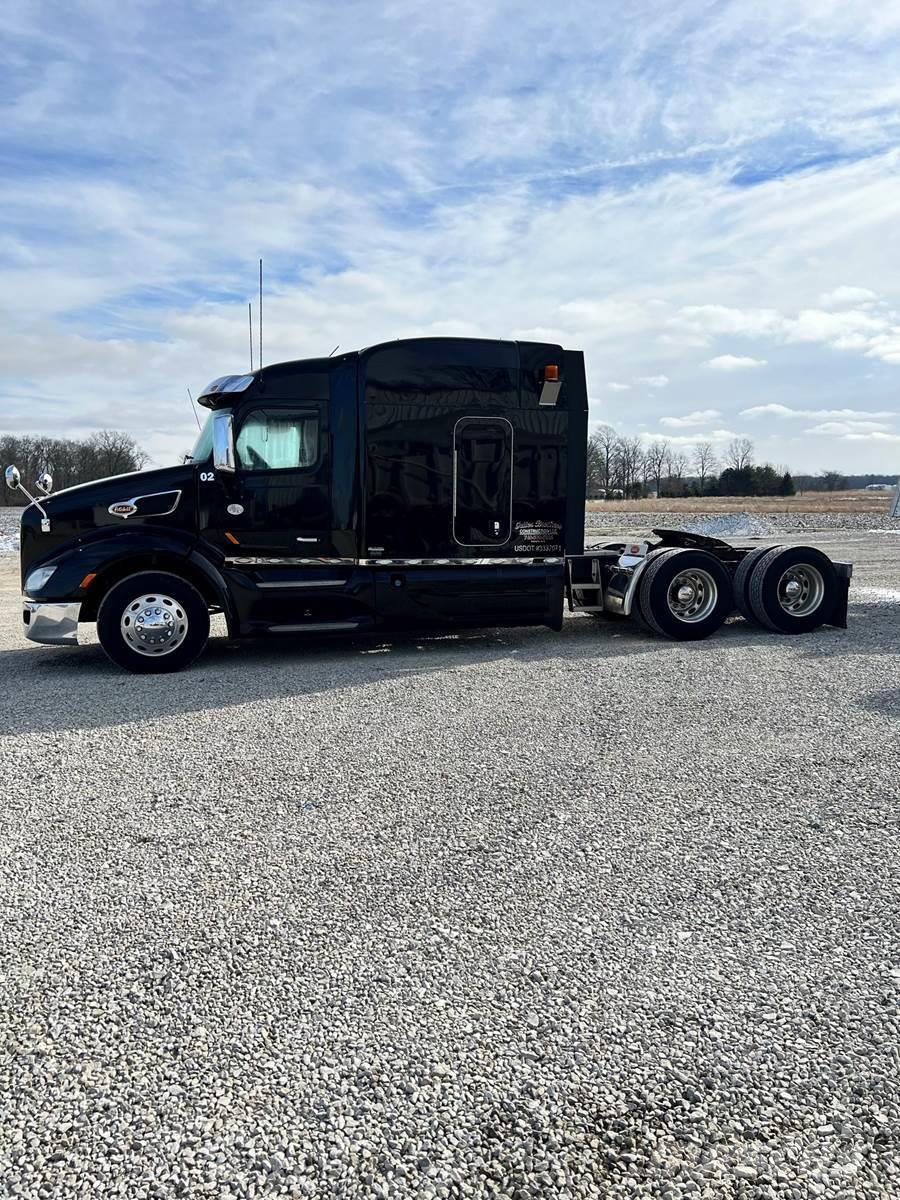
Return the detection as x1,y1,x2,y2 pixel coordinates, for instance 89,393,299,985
11,480,51,531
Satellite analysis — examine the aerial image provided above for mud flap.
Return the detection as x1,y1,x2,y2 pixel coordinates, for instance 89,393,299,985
829,562,853,628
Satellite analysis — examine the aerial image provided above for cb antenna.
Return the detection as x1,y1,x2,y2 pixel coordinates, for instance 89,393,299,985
328,344,340,357
186,386,202,431
248,302,254,372
258,258,263,373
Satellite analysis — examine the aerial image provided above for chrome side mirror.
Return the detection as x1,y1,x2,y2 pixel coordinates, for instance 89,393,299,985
36,472,53,495
5,464,51,531
212,412,236,473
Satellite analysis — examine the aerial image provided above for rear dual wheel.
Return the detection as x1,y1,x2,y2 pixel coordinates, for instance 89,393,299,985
636,549,732,641
745,546,837,634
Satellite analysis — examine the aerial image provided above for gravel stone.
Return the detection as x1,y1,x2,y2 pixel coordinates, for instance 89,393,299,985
0,528,898,1198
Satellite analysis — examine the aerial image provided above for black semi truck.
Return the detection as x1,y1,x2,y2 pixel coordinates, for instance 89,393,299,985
5,337,851,673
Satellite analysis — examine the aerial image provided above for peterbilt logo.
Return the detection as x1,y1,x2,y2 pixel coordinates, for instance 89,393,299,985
108,501,138,518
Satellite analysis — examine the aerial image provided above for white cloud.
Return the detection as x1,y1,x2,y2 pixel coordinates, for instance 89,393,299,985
845,431,900,442
742,404,897,419
639,428,739,446
660,408,722,427
819,286,879,308
705,354,767,371
3,1,900,473
670,299,900,365
669,306,783,341
806,420,894,435
785,307,889,346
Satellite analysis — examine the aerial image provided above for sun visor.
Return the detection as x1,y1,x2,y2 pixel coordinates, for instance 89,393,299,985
196,374,255,408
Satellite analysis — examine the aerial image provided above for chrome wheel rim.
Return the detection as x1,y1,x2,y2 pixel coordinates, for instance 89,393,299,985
667,568,718,623
776,565,824,617
120,593,189,657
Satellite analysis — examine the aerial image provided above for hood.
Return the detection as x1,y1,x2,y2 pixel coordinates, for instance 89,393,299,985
20,463,197,572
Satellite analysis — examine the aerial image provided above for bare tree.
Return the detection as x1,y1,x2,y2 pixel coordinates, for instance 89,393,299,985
725,437,754,472
667,450,688,496
820,470,847,492
594,424,618,492
586,424,619,495
586,433,604,496
644,439,670,496
616,436,644,496
1,431,150,503
88,430,150,478
693,441,717,494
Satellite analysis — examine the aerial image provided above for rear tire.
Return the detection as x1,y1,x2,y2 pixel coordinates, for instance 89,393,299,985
630,553,676,633
733,546,775,625
638,549,732,641
97,571,210,674
748,546,838,634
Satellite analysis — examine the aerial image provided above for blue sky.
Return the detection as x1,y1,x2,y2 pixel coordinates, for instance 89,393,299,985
2,0,900,471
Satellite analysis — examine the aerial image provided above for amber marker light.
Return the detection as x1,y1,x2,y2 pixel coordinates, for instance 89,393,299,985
79,572,97,589
225,532,240,545
544,364,559,381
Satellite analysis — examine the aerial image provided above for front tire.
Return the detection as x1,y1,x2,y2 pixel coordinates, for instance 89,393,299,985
97,571,210,674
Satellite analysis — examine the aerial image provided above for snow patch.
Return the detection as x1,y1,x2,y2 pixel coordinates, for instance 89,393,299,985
856,586,900,604
0,509,21,554
679,512,775,539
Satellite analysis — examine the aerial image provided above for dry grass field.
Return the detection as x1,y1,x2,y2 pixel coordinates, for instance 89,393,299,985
589,488,895,515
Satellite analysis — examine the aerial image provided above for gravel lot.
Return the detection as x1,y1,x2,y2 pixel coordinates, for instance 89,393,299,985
1,524,898,1199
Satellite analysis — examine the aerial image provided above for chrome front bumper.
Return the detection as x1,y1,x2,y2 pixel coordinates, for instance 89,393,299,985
23,599,81,645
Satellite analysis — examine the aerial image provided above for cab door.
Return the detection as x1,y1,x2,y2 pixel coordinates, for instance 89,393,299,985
203,403,333,558
199,402,375,632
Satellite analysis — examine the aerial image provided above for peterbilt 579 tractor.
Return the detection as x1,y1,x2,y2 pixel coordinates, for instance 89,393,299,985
5,337,852,673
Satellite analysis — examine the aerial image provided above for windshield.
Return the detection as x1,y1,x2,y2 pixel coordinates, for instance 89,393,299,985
188,408,229,463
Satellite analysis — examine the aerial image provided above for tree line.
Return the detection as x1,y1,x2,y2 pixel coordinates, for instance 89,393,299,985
0,432,149,505
587,427,796,498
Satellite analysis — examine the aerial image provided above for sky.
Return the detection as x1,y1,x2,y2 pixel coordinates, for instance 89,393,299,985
2,0,900,475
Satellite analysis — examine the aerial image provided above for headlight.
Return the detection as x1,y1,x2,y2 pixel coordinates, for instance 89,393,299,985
25,566,57,594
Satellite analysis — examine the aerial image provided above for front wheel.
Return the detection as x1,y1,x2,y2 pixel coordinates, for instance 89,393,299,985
637,549,732,640
97,571,210,673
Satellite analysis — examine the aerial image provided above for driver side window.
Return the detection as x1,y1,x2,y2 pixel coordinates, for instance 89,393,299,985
236,409,319,471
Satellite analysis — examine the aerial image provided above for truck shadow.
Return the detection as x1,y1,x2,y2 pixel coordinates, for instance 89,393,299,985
1,600,888,738
862,688,900,717
1,614,705,737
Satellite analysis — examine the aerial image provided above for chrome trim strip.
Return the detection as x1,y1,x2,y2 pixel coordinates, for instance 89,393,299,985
23,600,81,645
109,489,182,519
362,557,564,566
256,580,345,589
225,557,357,565
269,620,362,632
225,556,564,567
